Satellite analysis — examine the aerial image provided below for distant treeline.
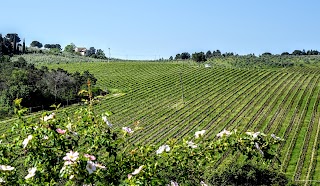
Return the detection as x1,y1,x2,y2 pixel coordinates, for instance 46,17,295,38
0,32,107,59
0,56,102,118
0,33,61,56
171,49,320,63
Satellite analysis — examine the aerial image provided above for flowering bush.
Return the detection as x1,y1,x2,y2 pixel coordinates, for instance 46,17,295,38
0,97,283,185
0,97,130,185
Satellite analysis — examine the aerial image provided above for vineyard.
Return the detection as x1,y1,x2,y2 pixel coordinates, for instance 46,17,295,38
1,61,320,185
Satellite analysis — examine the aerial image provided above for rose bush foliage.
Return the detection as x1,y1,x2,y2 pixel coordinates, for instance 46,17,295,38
0,98,283,185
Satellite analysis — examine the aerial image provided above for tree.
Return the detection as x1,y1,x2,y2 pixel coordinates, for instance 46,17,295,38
292,50,303,55
192,52,207,63
30,41,43,48
181,52,191,60
22,39,26,53
212,50,221,57
0,34,3,56
1,37,14,56
71,71,83,94
55,44,62,51
44,69,75,103
0,57,96,111
206,50,212,59
281,52,290,56
5,33,21,43
96,49,106,59
64,43,76,53
82,70,97,85
306,49,319,55
44,44,62,50
175,53,181,60
6,69,31,101
6,33,21,54
49,48,61,55
222,52,234,57
88,47,96,56
261,52,272,56
44,44,51,49
169,56,173,61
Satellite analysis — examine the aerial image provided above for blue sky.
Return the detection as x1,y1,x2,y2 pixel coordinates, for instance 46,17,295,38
1,0,320,60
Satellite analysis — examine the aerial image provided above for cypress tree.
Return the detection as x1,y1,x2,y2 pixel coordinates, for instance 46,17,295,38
22,38,26,53
0,34,3,56
13,35,16,54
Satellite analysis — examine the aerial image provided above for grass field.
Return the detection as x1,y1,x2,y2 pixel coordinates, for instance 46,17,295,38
1,61,320,185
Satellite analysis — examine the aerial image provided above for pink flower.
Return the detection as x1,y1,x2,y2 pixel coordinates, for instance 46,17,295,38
64,161,74,166
128,165,144,179
271,134,282,140
122,127,134,134
102,116,112,127
168,180,179,186
22,135,33,148
0,165,14,171
156,145,170,154
255,142,264,156
56,128,66,134
131,165,144,175
216,129,231,138
195,130,206,138
42,113,55,122
95,163,106,169
200,181,208,186
86,161,96,174
186,141,197,148
84,154,96,161
25,167,37,179
63,151,79,162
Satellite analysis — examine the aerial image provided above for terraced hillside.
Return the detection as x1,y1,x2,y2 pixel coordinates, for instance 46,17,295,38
2,61,320,185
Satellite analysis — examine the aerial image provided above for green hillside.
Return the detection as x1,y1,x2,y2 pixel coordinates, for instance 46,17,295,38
11,53,107,64
1,61,320,184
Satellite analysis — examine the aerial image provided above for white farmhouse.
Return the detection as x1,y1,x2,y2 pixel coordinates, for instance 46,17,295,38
74,47,87,56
